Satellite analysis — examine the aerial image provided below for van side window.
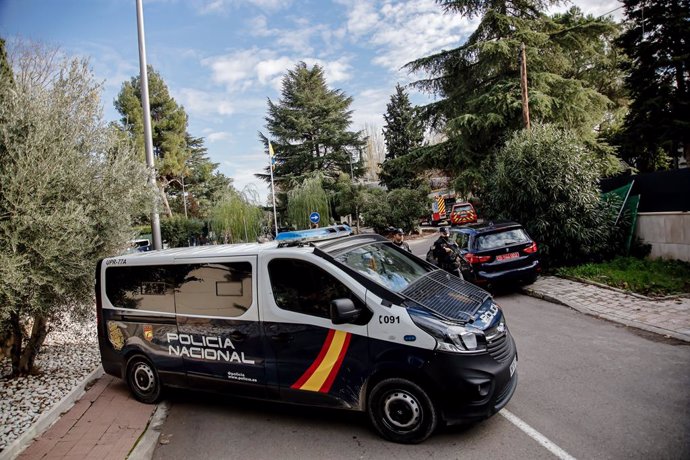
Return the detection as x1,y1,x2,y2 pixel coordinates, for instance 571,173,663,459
268,259,363,319
105,266,175,313
175,262,252,318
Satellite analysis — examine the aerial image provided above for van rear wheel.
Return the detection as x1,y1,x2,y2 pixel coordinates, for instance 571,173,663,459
367,378,437,444
126,356,161,404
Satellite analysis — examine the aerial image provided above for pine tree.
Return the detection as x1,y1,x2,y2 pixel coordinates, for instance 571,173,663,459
403,1,623,176
115,67,228,217
616,0,690,171
257,62,365,188
380,84,424,189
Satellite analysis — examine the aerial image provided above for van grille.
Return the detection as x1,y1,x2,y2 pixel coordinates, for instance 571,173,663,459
487,333,512,363
401,271,489,321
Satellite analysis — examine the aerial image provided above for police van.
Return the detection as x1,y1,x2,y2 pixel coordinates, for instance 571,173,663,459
96,225,518,443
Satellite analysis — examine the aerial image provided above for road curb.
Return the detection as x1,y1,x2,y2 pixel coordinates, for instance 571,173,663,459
521,287,690,343
0,365,105,460
128,401,170,460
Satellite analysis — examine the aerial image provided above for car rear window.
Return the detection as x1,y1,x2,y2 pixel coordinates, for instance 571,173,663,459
475,228,530,250
453,205,473,212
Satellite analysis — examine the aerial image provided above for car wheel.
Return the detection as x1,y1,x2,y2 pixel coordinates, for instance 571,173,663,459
126,355,161,404
367,378,438,444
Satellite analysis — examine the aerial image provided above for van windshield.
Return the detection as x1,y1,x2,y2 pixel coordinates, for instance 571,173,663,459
335,243,432,292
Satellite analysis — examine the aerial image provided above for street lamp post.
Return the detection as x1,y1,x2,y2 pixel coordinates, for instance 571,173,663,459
135,0,162,250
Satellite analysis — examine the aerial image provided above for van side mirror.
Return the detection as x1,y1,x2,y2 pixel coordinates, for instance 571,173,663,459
330,298,360,325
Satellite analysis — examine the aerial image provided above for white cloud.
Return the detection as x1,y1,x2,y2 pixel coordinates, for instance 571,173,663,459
350,87,389,131
195,0,293,15
203,48,353,93
303,57,352,84
206,131,232,142
177,88,235,116
339,0,477,73
563,1,624,20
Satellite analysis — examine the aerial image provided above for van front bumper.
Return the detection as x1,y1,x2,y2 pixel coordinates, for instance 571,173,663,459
423,332,518,424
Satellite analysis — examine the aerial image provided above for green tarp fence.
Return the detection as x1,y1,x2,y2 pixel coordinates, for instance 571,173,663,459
601,181,639,254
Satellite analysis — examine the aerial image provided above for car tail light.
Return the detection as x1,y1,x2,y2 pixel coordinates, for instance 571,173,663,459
465,253,491,264
523,242,538,254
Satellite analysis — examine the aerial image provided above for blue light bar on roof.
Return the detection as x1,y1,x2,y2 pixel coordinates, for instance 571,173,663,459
276,224,353,243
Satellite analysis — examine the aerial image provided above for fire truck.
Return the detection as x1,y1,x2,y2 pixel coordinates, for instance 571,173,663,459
422,190,457,226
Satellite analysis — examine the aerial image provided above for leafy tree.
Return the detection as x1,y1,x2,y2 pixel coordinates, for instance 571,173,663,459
484,125,624,266
160,216,205,247
401,1,624,177
387,188,429,232
115,67,229,217
167,134,233,219
615,0,690,171
359,187,429,233
210,189,264,244
286,173,331,229
0,41,152,375
257,62,366,190
333,173,362,225
379,84,424,189
359,188,390,232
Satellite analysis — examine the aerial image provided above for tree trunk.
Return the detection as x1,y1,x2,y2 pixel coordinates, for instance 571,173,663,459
9,311,22,375
159,183,173,217
16,315,49,376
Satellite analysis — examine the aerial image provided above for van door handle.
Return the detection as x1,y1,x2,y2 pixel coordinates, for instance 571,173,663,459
230,331,246,342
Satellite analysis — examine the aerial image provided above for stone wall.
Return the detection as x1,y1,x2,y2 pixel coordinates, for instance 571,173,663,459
636,212,690,261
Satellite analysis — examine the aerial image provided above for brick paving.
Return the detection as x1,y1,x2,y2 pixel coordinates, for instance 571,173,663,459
523,276,690,342
17,376,155,460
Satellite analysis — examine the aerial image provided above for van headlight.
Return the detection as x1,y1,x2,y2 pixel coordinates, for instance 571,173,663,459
407,306,486,353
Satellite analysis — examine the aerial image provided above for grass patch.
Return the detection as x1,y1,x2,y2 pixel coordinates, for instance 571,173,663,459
556,257,690,297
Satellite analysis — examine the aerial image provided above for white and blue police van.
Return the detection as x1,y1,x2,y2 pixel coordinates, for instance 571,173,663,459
96,225,517,443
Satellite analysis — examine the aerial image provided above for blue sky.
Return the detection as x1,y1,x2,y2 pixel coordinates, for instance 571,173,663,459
0,0,622,202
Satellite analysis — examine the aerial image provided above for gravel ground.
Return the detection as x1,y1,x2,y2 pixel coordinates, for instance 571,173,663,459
0,311,100,452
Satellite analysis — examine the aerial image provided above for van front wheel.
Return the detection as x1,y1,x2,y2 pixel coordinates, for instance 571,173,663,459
367,378,437,444
126,356,161,404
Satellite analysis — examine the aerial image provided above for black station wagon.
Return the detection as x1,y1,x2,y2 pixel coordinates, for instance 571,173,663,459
428,222,540,287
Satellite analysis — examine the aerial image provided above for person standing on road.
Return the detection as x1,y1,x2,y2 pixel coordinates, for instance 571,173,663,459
433,227,459,273
392,228,412,252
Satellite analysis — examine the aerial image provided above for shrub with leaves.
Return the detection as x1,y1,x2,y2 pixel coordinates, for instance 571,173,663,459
161,216,205,247
209,189,264,243
0,40,152,375
484,125,623,266
286,174,331,229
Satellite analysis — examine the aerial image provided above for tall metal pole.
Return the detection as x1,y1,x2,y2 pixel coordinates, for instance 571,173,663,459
136,0,162,250
268,141,279,237
520,42,531,130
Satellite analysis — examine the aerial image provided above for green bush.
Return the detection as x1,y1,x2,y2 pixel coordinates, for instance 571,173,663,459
484,125,623,266
359,188,389,232
359,187,429,233
161,216,205,248
387,188,429,232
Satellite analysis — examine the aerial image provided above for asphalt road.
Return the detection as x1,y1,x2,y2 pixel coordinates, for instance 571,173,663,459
153,235,690,459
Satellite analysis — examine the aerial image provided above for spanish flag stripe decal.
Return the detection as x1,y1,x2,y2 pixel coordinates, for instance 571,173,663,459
320,332,351,393
291,330,351,393
291,329,335,389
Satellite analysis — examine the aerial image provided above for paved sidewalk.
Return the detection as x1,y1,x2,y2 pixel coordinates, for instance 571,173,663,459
17,375,154,460
523,276,690,342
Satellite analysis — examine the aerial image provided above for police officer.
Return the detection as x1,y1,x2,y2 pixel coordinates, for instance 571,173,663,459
433,227,460,274
392,228,412,252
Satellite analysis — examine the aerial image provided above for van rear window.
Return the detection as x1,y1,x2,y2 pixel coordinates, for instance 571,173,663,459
474,229,530,251
105,266,176,313
104,262,253,317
